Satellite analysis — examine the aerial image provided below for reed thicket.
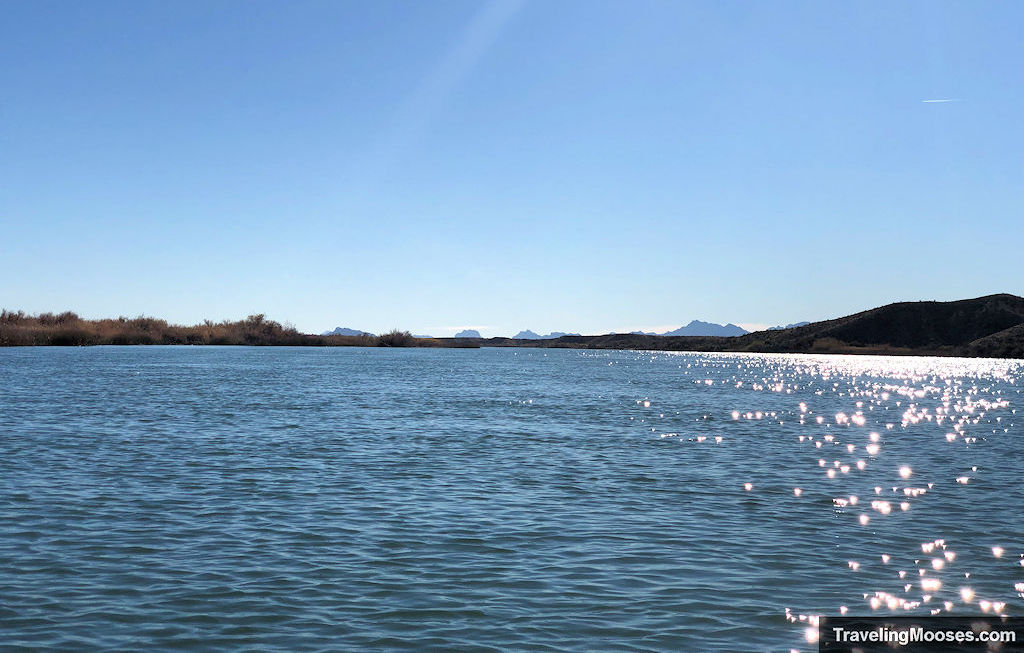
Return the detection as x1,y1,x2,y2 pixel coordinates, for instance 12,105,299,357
0,311,474,348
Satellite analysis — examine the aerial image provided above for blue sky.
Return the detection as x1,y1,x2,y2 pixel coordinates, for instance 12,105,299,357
3,1,1021,336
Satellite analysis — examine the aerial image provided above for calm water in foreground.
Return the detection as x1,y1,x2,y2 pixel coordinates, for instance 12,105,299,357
1,347,1022,651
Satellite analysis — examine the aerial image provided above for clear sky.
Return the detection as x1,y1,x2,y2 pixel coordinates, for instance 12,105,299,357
3,1,1022,336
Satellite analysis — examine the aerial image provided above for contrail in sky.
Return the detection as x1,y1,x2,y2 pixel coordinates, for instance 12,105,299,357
360,0,526,184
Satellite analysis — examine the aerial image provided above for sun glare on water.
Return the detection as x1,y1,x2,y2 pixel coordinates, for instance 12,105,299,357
644,352,1021,649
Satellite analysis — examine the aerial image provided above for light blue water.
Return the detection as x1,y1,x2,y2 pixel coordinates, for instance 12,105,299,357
1,347,1022,651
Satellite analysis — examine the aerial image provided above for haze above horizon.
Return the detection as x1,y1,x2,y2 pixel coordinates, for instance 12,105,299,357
3,1,1022,337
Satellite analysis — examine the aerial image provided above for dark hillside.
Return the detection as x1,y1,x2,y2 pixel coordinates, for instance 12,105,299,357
482,294,1024,358
966,322,1024,359
779,294,1024,349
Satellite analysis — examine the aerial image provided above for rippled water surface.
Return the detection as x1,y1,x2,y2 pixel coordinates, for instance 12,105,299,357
1,347,1022,651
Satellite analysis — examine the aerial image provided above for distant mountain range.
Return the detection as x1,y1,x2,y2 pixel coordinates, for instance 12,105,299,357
327,322,751,340
322,326,373,336
513,330,580,339
317,295,1024,358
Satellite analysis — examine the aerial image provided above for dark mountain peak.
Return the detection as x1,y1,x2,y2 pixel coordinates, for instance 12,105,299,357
454,329,482,338
514,330,580,339
662,321,749,337
323,326,373,336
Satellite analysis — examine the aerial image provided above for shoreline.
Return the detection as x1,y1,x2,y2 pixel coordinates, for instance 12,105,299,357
3,293,1023,358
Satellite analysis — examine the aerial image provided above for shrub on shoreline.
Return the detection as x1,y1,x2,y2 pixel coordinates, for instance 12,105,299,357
376,330,415,347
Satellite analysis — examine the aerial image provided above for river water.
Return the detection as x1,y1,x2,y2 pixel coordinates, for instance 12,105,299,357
1,347,1021,650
